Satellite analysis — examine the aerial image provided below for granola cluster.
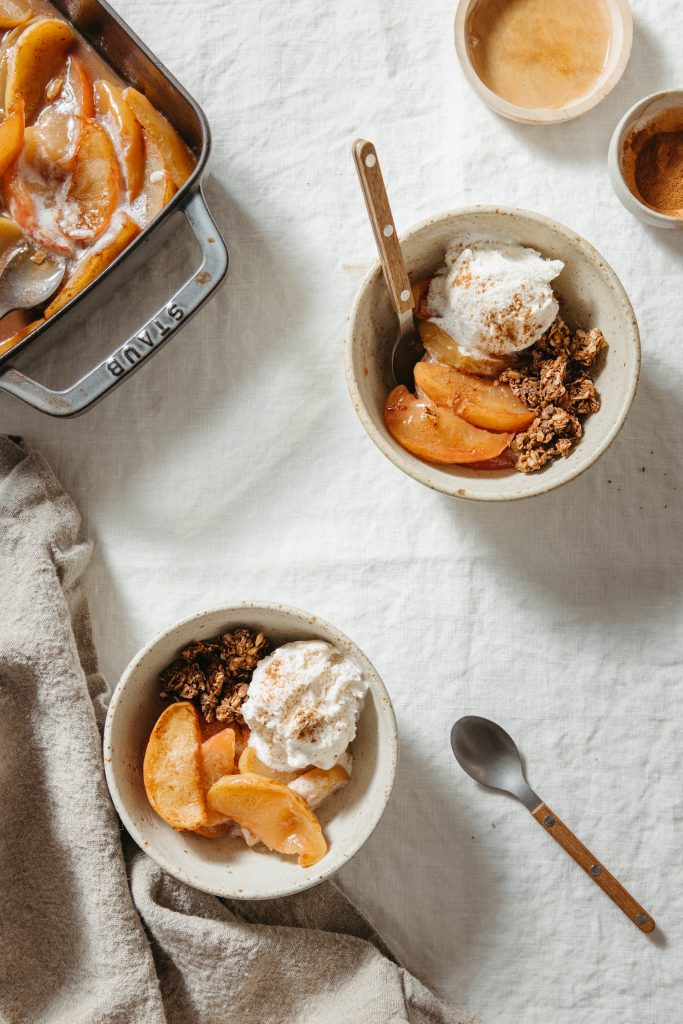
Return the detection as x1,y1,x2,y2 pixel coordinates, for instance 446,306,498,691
499,318,607,474
159,628,268,724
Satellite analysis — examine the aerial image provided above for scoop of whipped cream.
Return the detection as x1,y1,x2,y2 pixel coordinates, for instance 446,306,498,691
241,641,368,771
426,242,564,358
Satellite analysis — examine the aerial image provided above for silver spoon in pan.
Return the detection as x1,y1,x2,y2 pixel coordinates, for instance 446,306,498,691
0,245,65,320
353,139,425,389
451,715,655,933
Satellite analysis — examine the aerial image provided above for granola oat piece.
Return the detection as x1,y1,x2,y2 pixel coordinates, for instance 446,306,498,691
220,629,268,682
159,628,269,724
566,375,601,415
571,327,608,367
216,682,251,725
501,317,605,474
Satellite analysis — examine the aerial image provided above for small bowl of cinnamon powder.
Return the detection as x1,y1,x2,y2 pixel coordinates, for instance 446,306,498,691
609,89,683,229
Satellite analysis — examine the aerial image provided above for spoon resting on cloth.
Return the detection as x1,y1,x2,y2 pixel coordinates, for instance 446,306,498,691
352,139,425,388
450,715,655,933
0,246,65,320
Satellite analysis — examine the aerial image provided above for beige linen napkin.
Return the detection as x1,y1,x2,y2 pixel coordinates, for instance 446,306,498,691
0,436,481,1024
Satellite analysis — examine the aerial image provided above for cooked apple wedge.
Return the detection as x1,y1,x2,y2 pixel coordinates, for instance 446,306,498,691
201,727,236,788
0,23,24,103
45,212,139,315
5,18,74,124
0,210,23,250
288,760,350,810
136,129,175,226
417,319,509,378
94,79,144,200
0,1,31,30
143,702,208,831
61,118,119,242
3,154,73,253
0,99,23,175
414,361,534,433
412,278,432,318
207,773,327,867
385,385,513,465
194,821,232,839
238,745,301,783
123,87,194,189
24,57,93,172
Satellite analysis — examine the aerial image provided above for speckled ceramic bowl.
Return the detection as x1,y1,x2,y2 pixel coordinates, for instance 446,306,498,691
104,603,398,900
345,206,640,501
609,89,683,229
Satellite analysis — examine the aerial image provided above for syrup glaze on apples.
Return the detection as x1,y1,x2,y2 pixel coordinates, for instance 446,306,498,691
0,0,195,350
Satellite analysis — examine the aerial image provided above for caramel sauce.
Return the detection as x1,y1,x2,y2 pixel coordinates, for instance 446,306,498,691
467,0,612,110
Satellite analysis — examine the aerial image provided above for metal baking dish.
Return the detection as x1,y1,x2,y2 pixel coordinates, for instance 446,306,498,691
0,0,228,416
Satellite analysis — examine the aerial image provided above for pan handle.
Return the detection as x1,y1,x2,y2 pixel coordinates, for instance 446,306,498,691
0,189,228,416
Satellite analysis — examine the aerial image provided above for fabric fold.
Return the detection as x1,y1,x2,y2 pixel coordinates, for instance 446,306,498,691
0,436,480,1024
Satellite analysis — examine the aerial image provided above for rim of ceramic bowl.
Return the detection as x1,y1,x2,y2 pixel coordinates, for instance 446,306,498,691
608,88,683,228
454,0,633,125
344,205,641,502
104,601,399,899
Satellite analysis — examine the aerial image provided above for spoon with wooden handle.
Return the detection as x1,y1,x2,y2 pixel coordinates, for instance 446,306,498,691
451,715,655,933
352,138,425,388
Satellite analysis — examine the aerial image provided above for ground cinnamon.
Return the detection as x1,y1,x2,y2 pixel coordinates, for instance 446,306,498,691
634,129,683,214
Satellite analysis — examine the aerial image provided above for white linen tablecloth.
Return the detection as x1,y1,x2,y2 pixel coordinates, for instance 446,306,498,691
0,0,680,1020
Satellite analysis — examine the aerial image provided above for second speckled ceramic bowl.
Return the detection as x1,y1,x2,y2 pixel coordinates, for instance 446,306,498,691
609,89,683,228
345,206,640,501
454,0,633,125
104,603,398,900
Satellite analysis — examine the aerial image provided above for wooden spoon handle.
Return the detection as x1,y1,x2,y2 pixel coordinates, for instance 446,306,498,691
532,802,655,932
353,139,414,318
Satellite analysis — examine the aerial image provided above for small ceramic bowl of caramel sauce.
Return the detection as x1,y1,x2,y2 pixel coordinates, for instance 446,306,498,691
609,89,683,229
455,0,633,124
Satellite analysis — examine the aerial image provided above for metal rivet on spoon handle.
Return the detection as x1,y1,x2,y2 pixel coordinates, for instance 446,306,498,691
450,716,655,933
352,139,413,316
352,139,424,387
532,801,654,932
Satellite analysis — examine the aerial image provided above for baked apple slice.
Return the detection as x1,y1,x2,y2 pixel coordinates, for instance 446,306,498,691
5,17,74,124
194,821,232,839
238,744,301,783
45,211,139,316
0,99,23,175
94,79,144,199
414,361,534,432
24,57,94,172
384,385,513,464
411,278,432,318
207,773,327,867
3,154,73,254
123,87,194,189
288,761,350,810
143,702,208,831
201,727,236,788
0,212,24,273
60,118,119,242
194,727,238,833
136,130,175,226
418,318,510,378
0,1,31,30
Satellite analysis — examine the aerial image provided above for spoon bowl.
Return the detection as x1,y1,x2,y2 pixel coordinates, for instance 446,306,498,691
0,247,65,319
450,715,540,810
